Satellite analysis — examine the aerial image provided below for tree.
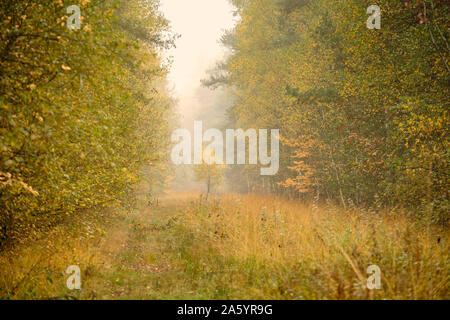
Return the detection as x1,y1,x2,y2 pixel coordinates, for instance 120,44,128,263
206,0,448,222
0,0,176,246
193,150,225,200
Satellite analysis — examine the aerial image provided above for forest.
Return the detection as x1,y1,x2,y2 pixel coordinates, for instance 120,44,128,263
0,0,175,245
0,0,448,300
204,0,449,226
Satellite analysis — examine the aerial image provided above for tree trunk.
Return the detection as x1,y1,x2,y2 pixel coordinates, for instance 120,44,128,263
206,176,211,200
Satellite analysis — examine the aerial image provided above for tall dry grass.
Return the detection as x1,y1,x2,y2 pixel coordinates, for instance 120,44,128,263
0,191,447,300
174,193,449,299
0,209,114,299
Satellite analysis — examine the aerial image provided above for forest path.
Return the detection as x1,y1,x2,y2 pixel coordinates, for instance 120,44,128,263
83,193,208,299
0,192,213,300
1,191,446,300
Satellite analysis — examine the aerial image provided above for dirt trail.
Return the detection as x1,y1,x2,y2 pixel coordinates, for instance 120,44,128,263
2,191,446,300
79,193,206,299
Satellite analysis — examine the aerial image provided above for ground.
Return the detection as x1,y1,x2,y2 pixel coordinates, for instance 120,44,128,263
0,191,448,300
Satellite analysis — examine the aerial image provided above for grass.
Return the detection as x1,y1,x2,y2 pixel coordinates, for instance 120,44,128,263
0,191,448,299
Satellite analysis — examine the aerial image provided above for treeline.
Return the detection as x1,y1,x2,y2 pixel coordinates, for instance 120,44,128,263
0,0,174,246
207,0,449,224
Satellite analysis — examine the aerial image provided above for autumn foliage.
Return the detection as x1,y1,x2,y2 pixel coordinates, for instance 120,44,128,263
0,0,175,246
207,0,449,224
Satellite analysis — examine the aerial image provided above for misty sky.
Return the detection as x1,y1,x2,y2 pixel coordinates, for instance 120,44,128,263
159,0,236,127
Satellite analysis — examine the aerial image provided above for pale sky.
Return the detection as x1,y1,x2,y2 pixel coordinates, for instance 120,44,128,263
159,0,236,126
